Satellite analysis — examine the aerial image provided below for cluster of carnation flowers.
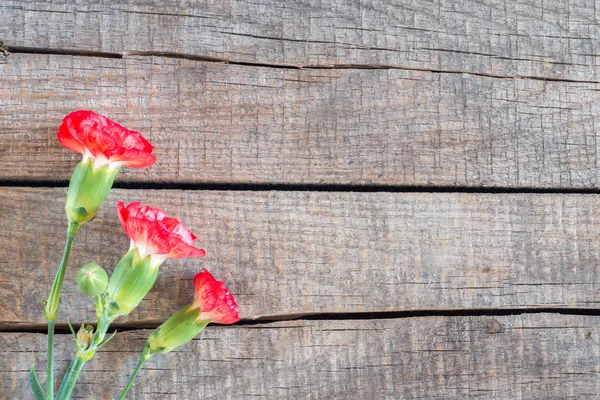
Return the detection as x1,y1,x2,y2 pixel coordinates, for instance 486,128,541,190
30,111,240,400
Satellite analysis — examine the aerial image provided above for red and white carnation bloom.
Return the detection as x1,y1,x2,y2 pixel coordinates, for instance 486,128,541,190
57,110,156,171
118,201,206,266
192,270,240,324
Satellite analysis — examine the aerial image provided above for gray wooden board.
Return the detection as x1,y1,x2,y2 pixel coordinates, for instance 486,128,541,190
2,315,600,399
1,0,599,82
2,54,600,187
2,2,599,398
2,187,600,327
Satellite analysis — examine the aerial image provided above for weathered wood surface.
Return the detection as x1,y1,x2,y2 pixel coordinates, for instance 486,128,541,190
2,53,600,187
2,2,600,399
3,187,600,328
1,0,599,82
3,315,600,399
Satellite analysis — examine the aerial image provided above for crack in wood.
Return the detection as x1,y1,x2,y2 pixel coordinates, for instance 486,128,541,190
5,45,599,85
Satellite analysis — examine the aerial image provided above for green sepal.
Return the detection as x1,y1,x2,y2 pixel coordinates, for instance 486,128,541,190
104,248,160,319
74,324,98,361
146,305,209,356
43,296,61,322
29,366,46,400
75,324,94,349
65,159,119,225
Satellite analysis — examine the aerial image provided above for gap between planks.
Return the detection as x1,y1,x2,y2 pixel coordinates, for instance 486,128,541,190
3,308,600,334
4,180,600,195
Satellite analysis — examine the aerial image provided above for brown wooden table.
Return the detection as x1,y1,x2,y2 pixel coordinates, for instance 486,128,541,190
1,1,600,398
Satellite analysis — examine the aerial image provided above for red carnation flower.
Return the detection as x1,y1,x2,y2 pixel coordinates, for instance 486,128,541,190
118,201,206,265
57,110,156,170
192,270,240,324
143,270,240,359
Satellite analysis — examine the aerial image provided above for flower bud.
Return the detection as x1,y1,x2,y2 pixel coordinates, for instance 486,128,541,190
77,263,109,297
103,248,159,320
65,159,119,225
146,306,209,357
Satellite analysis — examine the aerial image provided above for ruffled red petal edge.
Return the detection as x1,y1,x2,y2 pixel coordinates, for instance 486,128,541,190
194,270,240,324
56,110,156,168
118,201,205,258
56,110,93,155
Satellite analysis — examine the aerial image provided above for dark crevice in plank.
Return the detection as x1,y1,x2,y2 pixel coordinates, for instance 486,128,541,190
304,64,600,84
3,179,600,195
5,45,299,68
5,45,599,84
3,308,600,334
0,179,70,188
5,45,122,59
124,50,302,70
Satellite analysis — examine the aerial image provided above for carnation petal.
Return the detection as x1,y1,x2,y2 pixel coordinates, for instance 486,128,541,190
56,110,155,169
117,202,205,261
115,152,157,168
57,131,86,155
167,238,206,259
193,270,240,325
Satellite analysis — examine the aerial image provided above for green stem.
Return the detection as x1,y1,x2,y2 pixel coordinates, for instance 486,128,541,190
93,316,112,345
55,358,85,400
53,316,115,399
118,346,150,400
45,222,79,400
46,222,79,321
94,295,103,320
46,320,55,400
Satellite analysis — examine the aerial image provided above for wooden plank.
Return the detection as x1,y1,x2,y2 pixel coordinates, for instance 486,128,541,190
1,0,599,82
2,54,599,188
3,187,600,327
2,314,600,398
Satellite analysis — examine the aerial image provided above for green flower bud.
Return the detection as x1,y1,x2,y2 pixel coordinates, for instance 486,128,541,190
76,263,109,297
65,159,119,225
104,248,159,320
146,306,209,357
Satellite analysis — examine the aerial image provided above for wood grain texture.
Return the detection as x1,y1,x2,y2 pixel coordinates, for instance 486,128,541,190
2,54,600,187
2,187,600,327
2,2,599,397
2,314,600,399
1,0,599,82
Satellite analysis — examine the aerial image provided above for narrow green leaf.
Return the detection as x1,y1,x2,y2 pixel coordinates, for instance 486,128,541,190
97,329,117,349
67,318,77,339
29,366,47,400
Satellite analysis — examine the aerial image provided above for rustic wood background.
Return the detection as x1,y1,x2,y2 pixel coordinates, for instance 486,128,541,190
1,1,600,399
